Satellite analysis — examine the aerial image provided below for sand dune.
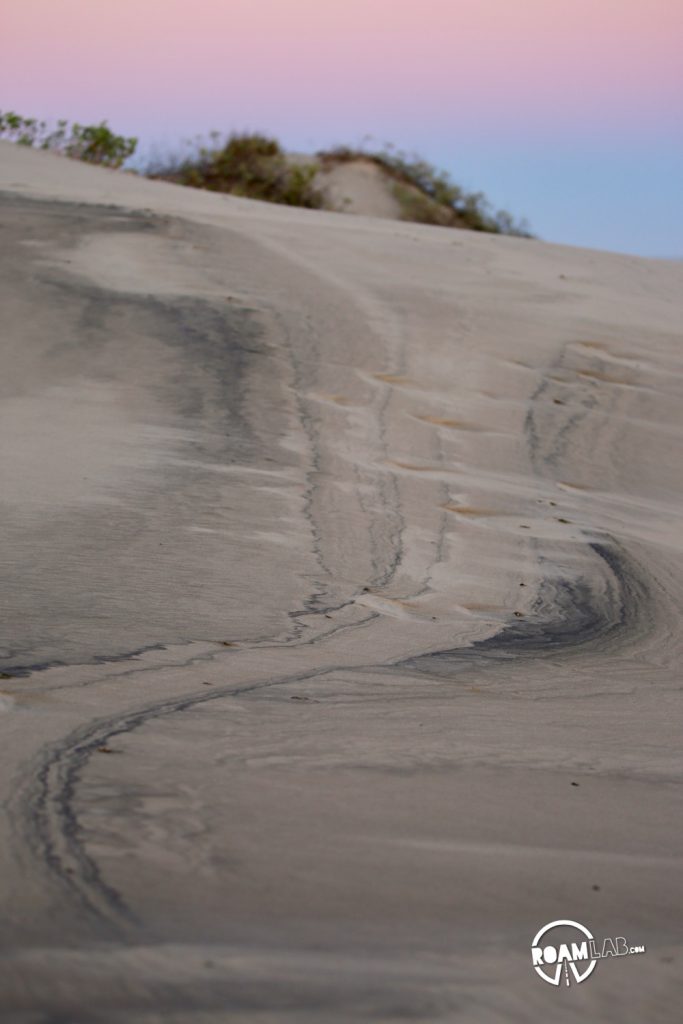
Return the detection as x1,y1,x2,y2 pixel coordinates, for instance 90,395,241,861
1,141,682,1022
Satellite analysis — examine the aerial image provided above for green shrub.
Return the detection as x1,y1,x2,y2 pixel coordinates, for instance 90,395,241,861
0,111,50,146
0,111,137,168
63,122,137,167
153,133,323,209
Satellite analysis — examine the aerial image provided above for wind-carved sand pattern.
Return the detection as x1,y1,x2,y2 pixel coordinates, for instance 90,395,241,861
1,144,683,1023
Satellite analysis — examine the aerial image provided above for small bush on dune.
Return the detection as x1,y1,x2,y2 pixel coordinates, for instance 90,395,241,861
152,133,323,209
0,111,137,168
63,122,137,167
0,112,49,147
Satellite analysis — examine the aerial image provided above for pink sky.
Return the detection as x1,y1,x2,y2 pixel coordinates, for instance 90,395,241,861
3,0,681,138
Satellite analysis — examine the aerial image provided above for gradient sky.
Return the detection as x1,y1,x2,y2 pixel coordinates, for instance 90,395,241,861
2,0,682,254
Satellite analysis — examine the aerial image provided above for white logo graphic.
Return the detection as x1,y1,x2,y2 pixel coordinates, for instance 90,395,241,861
531,919,646,986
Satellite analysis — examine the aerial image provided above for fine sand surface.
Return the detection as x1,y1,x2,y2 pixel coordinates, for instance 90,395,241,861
0,141,682,1022
313,158,405,219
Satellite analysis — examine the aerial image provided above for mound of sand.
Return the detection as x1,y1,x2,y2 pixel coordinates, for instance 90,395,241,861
321,155,461,225
290,151,457,223
315,156,404,218
1,141,682,1023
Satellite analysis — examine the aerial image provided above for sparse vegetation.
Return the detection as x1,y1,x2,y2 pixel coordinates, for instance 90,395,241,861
318,142,532,236
0,111,137,168
390,182,454,227
0,112,531,234
150,133,323,209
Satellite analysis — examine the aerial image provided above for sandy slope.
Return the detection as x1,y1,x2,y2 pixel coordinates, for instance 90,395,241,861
314,157,405,218
0,141,682,1022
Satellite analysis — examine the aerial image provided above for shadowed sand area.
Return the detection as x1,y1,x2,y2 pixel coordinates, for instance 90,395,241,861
0,142,682,1022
